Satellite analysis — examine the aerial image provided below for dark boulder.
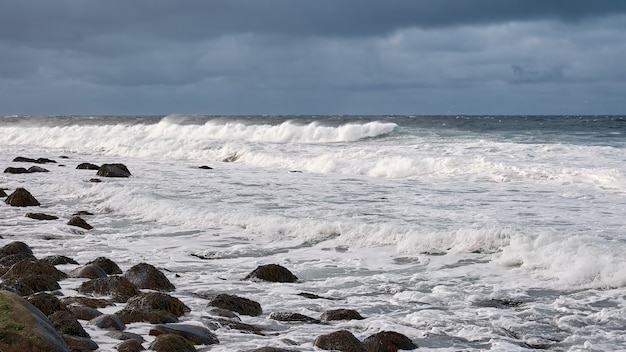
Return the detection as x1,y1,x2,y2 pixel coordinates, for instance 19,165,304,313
77,276,139,303
0,241,35,267
13,156,56,164
4,187,40,206
26,212,59,221
207,293,262,316
76,163,100,170
0,188,6,197
49,310,90,337
26,292,67,316
321,309,365,322
89,314,126,331
362,331,418,352
115,292,190,324
97,163,131,178
41,255,79,265
0,274,62,296
116,338,145,352
70,264,108,279
86,257,122,274
149,324,219,345
61,335,98,351
28,166,49,173
207,307,240,320
244,348,299,352
67,305,103,321
244,264,299,283
2,258,68,281
67,216,93,230
123,262,175,292
61,296,113,309
313,330,368,352
149,334,197,352
0,290,70,352
269,312,321,324
4,167,30,174
106,331,144,342
202,317,264,335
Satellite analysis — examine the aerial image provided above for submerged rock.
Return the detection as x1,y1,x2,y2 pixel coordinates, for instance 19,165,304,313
269,312,321,324
28,166,49,173
76,162,100,170
26,212,59,221
4,167,30,174
89,314,126,331
149,324,219,345
4,187,40,207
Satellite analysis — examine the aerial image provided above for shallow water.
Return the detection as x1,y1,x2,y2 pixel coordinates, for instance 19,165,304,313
1,115,625,350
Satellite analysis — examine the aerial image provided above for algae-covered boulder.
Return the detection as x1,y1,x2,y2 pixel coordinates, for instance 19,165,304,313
0,290,70,352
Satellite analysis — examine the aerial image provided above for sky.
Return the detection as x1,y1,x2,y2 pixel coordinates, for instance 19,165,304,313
1,0,626,115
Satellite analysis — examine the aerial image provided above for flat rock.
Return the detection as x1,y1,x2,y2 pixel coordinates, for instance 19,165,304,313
4,167,31,174
149,324,219,345
28,166,49,173
321,308,365,322
26,212,59,221
269,312,321,324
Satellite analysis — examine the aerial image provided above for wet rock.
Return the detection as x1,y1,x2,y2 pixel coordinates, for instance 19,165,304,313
4,167,31,174
41,255,79,266
13,156,57,164
89,178,102,183
77,276,139,303
314,330,368,352
269,312,321,324
207,307,240,320
202,317,264,335
0,290,70,352
198,165,213,169
70,264,108,279
149,333,197,352
86,257,122,274
105,331,145,342
67,216,93,230
97,163,131,177
149,324,219,345
89,314,126,330
26,212,59,220
4,187,40,207
362,331,418,352
61,335,98,351
244,264,299,283
116,338,145,352
28,165,49,173
67,305,103,321
26,292,67,316
298,292,334,300
116,292,190,324
73,210,94,216
0,188,6,197
76,163,100,170
2,259,68,281
244,348,299,352
0,274,62,296
321,308,365,322
49,310,90,337
0,241,36,267
123,262,175,292
61,296,113,309
207,293,262,316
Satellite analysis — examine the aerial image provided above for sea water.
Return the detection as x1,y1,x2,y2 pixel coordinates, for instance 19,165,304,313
0,115,625,351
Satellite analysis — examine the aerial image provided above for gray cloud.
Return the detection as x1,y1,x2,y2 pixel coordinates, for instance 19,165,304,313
1,1,625,114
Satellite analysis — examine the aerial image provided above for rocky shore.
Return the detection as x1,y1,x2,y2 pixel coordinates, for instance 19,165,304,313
1,156,418,352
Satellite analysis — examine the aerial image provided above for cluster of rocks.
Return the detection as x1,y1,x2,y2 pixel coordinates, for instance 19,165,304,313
1,155,418,351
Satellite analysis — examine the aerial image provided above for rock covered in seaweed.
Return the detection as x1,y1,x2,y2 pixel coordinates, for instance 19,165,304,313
115,292,190,324
77,276,139,303
207,293,262,316
123,262,175,292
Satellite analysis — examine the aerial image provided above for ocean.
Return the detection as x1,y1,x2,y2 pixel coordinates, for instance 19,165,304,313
1,115,625,351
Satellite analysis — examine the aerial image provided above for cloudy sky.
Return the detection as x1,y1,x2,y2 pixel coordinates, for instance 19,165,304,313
1,1,626,115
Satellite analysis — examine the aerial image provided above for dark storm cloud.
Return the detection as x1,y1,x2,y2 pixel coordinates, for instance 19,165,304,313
1,1,625,114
